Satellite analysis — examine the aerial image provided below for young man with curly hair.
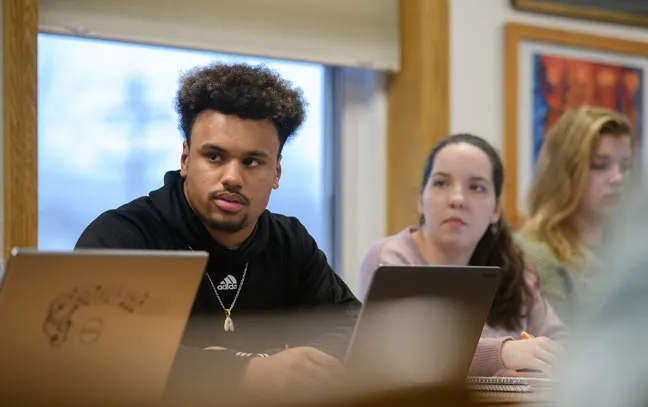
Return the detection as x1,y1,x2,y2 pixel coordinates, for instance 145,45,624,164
76,63,359,398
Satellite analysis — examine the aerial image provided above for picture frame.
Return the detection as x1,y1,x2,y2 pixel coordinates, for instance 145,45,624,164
503,23,648,228
511,0,648,28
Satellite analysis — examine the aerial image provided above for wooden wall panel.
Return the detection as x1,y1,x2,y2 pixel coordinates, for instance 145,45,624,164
386,0,450,235
3,0,38,260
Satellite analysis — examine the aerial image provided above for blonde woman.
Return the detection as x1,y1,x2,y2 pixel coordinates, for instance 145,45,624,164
516,106,635,325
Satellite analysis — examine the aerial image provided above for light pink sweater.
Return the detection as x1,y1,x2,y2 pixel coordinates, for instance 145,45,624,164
358,227,569,376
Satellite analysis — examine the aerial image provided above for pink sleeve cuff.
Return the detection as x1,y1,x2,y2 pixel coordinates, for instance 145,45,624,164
468,337,514,376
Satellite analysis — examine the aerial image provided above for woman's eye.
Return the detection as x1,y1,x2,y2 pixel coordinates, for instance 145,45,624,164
621,162,632,174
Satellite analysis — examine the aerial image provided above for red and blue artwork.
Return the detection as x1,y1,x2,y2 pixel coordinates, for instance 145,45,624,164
532,53,643,165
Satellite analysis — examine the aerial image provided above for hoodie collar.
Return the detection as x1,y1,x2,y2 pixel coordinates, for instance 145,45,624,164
149,170,269,268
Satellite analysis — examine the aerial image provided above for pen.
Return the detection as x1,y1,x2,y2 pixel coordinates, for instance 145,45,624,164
521,331,534,340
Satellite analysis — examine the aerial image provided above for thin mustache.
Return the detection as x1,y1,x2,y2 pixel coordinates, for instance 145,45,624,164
208,190,249,204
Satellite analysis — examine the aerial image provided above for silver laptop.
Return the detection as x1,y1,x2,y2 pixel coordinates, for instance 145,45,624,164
0,248,208,406
345,265,502,390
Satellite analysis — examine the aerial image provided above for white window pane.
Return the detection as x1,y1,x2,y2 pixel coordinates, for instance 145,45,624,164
38,33,333,261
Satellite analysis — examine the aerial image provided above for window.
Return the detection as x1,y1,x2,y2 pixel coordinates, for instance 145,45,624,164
38,33,335,262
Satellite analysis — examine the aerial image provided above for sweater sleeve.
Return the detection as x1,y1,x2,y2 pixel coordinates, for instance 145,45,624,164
466,263,570,377
468,337,512,376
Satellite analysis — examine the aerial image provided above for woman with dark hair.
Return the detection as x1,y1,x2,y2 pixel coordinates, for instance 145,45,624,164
358,133,568,377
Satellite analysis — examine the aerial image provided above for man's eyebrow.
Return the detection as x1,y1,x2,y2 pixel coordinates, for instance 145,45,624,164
200,144,269,158
246,150,269,158
200,144,226,153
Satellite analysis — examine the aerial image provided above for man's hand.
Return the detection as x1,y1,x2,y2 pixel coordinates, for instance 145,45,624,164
241,346,346,392
501,337,560,377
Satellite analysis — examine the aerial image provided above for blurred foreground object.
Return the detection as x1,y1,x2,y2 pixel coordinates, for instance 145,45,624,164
557,186,648,407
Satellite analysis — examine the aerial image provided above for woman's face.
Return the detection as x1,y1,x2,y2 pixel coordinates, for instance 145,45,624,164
419,143,501,251
579,134,633,220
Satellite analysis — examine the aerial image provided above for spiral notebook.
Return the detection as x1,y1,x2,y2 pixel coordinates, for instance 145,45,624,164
465,376,554,393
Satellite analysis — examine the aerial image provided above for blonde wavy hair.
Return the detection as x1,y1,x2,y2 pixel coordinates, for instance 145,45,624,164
522,106,635,263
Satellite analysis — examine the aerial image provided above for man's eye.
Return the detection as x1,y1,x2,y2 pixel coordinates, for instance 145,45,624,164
243,158,261,167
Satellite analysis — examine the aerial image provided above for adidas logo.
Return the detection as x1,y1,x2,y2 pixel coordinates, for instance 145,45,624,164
217,275,238,291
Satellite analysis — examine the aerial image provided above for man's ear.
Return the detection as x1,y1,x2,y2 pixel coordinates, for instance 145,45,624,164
273,155,282,189
180,141,189,177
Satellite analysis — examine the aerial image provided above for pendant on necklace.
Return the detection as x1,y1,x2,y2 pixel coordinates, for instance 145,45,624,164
224,308,235,332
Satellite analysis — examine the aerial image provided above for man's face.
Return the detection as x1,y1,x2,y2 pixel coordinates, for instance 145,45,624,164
180,110,281,245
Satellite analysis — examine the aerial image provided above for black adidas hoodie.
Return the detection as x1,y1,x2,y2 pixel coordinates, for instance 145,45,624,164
75,170,360,394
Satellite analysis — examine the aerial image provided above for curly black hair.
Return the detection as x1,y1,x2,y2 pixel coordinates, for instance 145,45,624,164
174,62,307,152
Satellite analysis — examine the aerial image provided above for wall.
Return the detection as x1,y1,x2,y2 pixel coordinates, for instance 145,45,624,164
450,0,648,150
337,68,387,295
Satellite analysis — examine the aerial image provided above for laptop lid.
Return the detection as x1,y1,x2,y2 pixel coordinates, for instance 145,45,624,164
0,248,208,406
344,264,502,390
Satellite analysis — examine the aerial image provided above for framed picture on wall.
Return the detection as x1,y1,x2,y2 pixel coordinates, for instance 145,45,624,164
503,22,648,227
511,0,648,28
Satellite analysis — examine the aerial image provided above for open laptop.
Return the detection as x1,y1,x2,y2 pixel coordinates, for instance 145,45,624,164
0,248,208,406
344,265,502,390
